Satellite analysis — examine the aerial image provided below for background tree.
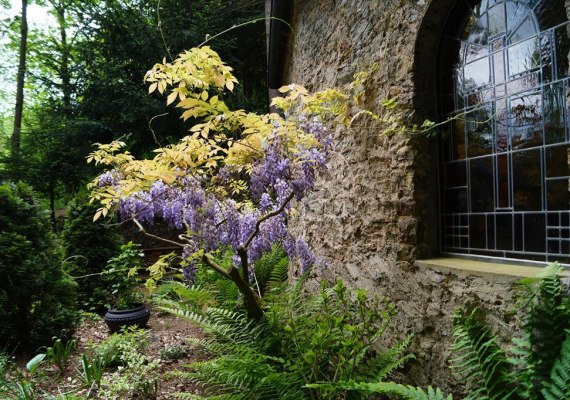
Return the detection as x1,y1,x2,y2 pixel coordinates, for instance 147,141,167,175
11,0,29,157
1,0,268,218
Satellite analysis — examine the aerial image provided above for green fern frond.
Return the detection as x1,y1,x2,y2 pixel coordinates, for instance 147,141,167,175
355,333,415,381
307,381,453,399
451,309,515,400
514,263,570,397
253,245,288,296
541,330,570,400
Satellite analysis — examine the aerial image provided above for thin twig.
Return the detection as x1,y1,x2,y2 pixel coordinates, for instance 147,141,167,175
156,0,173,61
197,17,291,47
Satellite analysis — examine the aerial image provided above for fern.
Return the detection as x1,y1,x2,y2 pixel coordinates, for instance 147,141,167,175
451,309,515,400
306,381,453,400
514,264,570,398
541,330,570,400
354,333,415,381
253,245,288,296
159,274,413,399
449,264,570,400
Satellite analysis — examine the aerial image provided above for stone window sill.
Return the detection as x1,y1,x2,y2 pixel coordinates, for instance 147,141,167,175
415,257,570,279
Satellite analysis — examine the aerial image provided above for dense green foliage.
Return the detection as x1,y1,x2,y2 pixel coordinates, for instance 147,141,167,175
62,191,122,311
0,181,79,350
160,275,412,400
1,0,267,211
103,242,144,310
450,263,570,400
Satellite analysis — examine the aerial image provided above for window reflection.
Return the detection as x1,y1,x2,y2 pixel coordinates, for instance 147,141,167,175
440,0,570,263
508,37,540,77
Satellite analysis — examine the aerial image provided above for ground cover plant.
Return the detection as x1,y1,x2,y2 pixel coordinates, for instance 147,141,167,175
0,309,209,400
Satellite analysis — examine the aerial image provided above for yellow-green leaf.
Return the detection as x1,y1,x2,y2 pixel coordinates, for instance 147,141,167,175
166,91,178,106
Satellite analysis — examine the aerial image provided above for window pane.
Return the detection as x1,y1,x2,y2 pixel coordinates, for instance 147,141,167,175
510,93,543,150
540,32,553,83
487,214,495,248
512,149,542,210
508,36,540,77
497,153,510,208
467,88,493,106
467,105,493,156
488,4,506,36
495,99,509,152
524,214,546,252
470,156,494,212
446,161,467,187
470,215,487,248
505,2,530,36
547,179,570,211
505,71,539,95
544,82,566,144
545,145,570,178
466,43,489,63
493,50,506,84
496,213,513,250
445,189,468,213
451,114,466,159
509,17,538,44
464,57,491,90
454,67,465,110
554,23,570,80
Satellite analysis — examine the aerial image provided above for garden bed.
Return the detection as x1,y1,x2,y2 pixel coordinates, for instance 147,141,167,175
8,307,209,399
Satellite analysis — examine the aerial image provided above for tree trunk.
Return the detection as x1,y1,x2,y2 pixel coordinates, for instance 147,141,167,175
227,266,263,320
55,2,72,115
11,0,28,157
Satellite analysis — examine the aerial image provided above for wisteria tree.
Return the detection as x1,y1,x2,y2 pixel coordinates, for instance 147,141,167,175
88,47,415,319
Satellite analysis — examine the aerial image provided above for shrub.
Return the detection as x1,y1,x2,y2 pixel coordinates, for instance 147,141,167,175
0,181,80,350
102,242,144,309
62,191,122,312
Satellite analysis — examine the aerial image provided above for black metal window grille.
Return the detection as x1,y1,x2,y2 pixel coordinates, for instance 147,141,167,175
440,0,570,264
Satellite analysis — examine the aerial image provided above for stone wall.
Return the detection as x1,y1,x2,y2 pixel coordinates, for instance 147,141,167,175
281,0,570,393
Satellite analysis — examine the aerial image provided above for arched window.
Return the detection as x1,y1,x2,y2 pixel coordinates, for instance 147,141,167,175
440,0,570,263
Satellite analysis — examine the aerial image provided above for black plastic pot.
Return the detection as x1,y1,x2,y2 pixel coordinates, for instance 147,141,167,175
104,304,151,333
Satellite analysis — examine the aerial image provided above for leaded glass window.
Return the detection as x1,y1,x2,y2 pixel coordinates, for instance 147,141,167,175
440,0,570,263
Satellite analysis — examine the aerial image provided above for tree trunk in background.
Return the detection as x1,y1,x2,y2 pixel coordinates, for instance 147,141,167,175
11,0,28,157
55,1,72,116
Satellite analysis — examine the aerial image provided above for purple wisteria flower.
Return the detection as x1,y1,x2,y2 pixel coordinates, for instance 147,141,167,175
116,115,331,281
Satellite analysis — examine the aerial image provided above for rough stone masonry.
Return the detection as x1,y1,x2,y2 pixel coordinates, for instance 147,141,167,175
280,0,570,393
